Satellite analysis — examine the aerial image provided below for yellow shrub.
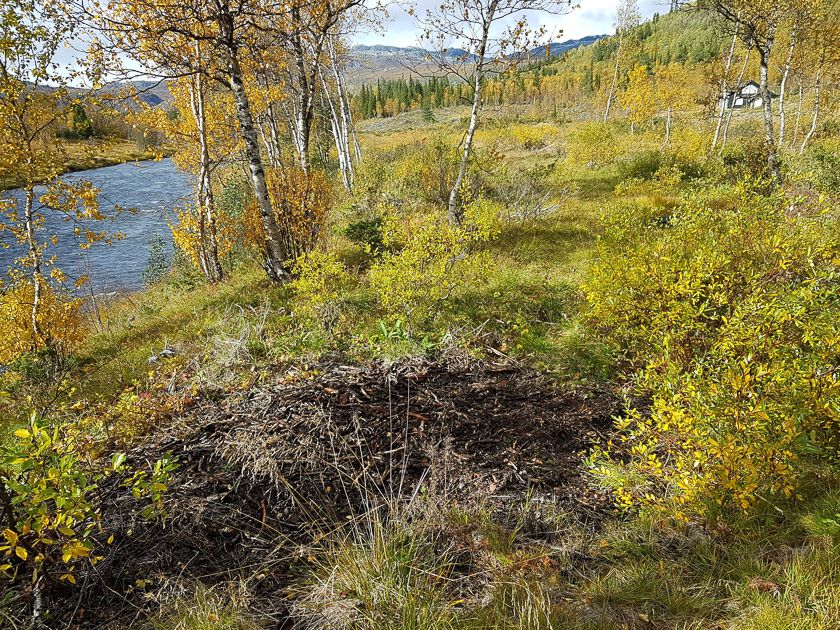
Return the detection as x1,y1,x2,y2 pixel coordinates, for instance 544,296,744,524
566,122,622,167
169,205,236,273
586,183,840,523
498,123,559,150
462,196,504,241
243,167,332,264
613,164,684,200
390,139,458,206
368,207,496,329
0,283,84,364
290,249,352,325
666,126,709,172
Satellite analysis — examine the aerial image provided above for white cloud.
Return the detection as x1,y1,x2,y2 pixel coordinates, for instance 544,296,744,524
351,0,669,47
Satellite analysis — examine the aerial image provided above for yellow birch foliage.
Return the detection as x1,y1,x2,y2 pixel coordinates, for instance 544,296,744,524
621,65,656,130
585,182,840,523
0,285,84,364
368,198,501,328
244,167,332,262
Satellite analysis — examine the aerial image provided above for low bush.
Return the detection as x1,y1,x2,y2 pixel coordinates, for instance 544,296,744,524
617,150,663,181
0,283,84,365
1,413,175,618
586,181,840,523
565,122,621,167
721,141,774,182
367,201,499,331
805,141,840,194
290,249,353,326
344,215,386,255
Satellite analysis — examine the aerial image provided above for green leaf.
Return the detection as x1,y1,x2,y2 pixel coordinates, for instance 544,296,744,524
111,452,126,471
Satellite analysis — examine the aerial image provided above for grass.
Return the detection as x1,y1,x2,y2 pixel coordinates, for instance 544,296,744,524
2,108,838,627
295,486,840,630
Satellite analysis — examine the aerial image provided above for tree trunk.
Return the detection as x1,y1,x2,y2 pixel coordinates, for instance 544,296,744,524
226,45,289,282
448,69,483,225
289,18,326,176
447,2,497,225
757,32,781,183
661,107,671,149
720,47,750,152
328,36,360,165
778,26,796,147
800,58,824,154
267,105,282,166
604,34,622,122
712,30,738,149
189,70,223,283
320,73,351,192
24,186,43,345
792,83,804,148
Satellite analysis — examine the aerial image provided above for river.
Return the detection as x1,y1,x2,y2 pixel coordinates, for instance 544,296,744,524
0,158,192,294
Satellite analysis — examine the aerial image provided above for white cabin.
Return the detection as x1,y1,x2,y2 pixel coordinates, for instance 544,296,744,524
720,81,777,110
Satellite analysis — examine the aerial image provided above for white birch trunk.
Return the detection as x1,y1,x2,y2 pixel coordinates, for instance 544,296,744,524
604,34,622,123
800,58,824,154
712,31,738,149
778,26,797,147
226,46,289,282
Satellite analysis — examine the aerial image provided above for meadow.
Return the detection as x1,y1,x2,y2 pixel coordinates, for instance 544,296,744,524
3,103,837,627
1,1,839,627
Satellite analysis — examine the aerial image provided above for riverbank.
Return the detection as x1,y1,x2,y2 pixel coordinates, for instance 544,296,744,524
0,138,171,191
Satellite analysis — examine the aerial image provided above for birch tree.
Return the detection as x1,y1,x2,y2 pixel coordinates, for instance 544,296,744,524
0,0,109,360
711,29,739,149
604,0,640,122
417,0,572,225
655,63,694,148
274,0,365,175
798,0,840,153
696,0,814,182
95,0,299,282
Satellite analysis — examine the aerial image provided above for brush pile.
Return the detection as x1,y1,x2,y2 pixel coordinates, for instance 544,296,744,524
56,355,618,627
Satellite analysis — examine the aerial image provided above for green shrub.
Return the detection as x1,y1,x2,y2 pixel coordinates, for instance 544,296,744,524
366,199,500,332
721,142,773,182
617,150,663,182
565,122,621,167
1,413,174,605
344,216,386,255
806,142,840,193
585,181,840,523
290,249,353,326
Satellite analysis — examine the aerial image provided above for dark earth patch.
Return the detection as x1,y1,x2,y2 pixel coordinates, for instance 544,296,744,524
53,356,619,627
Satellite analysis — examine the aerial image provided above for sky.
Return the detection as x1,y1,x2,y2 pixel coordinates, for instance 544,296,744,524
352,0,669,47
53,0,670,78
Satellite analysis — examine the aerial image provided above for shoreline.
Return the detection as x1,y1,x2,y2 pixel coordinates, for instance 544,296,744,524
0,139,173,192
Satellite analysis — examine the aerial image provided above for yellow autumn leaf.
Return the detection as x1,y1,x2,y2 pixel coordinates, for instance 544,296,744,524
13,428,30,439
14,546,27,561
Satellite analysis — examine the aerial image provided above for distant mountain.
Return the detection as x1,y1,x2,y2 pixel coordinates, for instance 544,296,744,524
351,35,604,62
351,45,472,58
346,35,605,85
98,80,172,107
527,35,607,59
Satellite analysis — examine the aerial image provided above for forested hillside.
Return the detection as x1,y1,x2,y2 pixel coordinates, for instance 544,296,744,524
1,0,839,628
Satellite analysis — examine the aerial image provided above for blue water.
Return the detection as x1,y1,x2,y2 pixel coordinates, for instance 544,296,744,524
0,158,192,293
